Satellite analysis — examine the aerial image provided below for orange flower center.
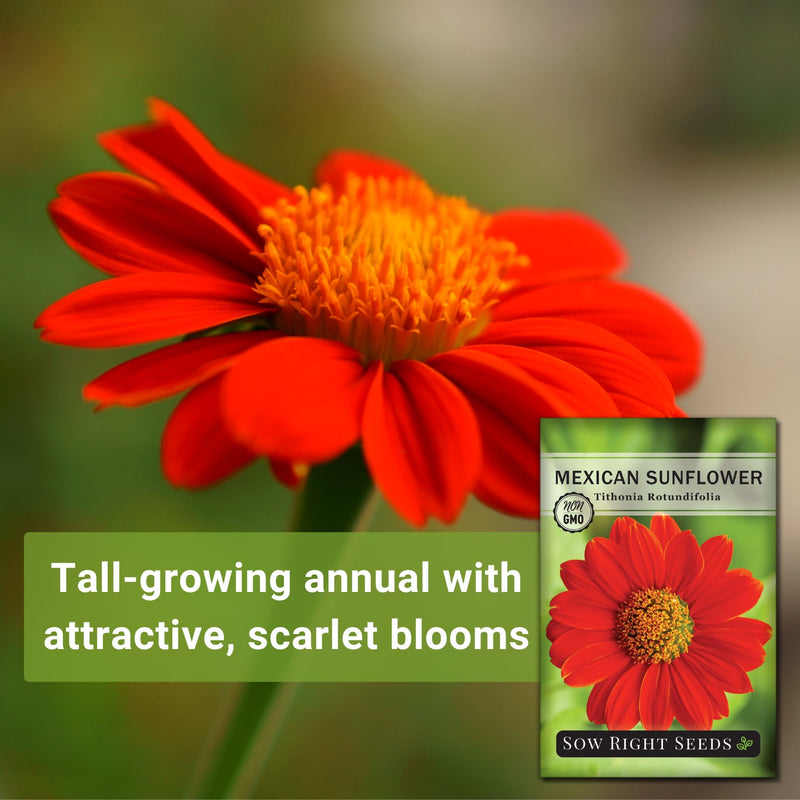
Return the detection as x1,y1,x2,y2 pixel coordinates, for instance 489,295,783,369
614,587,694,664
253,175,526,364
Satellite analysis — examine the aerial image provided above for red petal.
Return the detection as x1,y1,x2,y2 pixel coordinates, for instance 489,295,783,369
475,318,679,416
668,658,714,730
693,628,767,672
549,590,616,629
487,210,625,284
551,587,618,612
686,643,754,693
84,331,279,408
639,663,673,730
50,172,261,279
587,670,627,726
714,616,772,646
691,569,764,624
648,514,683,548
464,344,619,416
546,619,570,643
664,531,703,595
492,280,702,394
613,519,666,588
268,459,306,490
562,641,631,687
584,537,636,603
362,360,481,526
708,683,730,720
609,516,653,545
683,535,734,603
427,348,541,517
99,99,291,245
161,376,254,488
605,663,647,730
674,656,729,720
220,337,372,463
36,273,263,347
548,627,610,669
314,150,414,196
700,535,734,577
430,344,618,516
560,559,598,593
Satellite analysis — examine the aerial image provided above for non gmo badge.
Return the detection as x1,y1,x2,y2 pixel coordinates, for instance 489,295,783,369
553,493,594,533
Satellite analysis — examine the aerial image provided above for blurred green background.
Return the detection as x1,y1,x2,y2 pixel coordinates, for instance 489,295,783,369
2,0,799,797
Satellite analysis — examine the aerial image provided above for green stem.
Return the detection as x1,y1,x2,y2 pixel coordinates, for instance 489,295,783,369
188,683,281,799
291,445,374,532
187,447,376,798
183,684,242,798
223,682,299,799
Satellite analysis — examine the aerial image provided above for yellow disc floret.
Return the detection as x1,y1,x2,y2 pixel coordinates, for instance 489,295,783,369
615,587,694,664
253,174,526,364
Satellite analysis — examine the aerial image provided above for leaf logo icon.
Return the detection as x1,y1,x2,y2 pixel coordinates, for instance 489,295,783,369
736,736,754,751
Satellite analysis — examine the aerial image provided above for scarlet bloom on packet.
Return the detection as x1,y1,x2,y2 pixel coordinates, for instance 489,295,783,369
37,99,701,525
547,515,772,730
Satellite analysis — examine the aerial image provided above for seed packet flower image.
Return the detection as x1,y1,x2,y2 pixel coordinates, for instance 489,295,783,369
36,99,701,528
547,514,772,731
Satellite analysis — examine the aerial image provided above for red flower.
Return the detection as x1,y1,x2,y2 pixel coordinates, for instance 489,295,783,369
36,99,701,525
547,515,772,730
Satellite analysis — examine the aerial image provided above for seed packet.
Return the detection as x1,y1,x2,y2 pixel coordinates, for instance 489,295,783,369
540,418,776,778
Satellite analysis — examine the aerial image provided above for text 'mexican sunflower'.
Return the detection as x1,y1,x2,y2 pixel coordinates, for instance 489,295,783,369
37,100,702,525
548,515,771,730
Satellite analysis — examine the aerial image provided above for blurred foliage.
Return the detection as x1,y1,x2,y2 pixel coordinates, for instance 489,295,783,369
660,0,800,151
1,0,796,798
